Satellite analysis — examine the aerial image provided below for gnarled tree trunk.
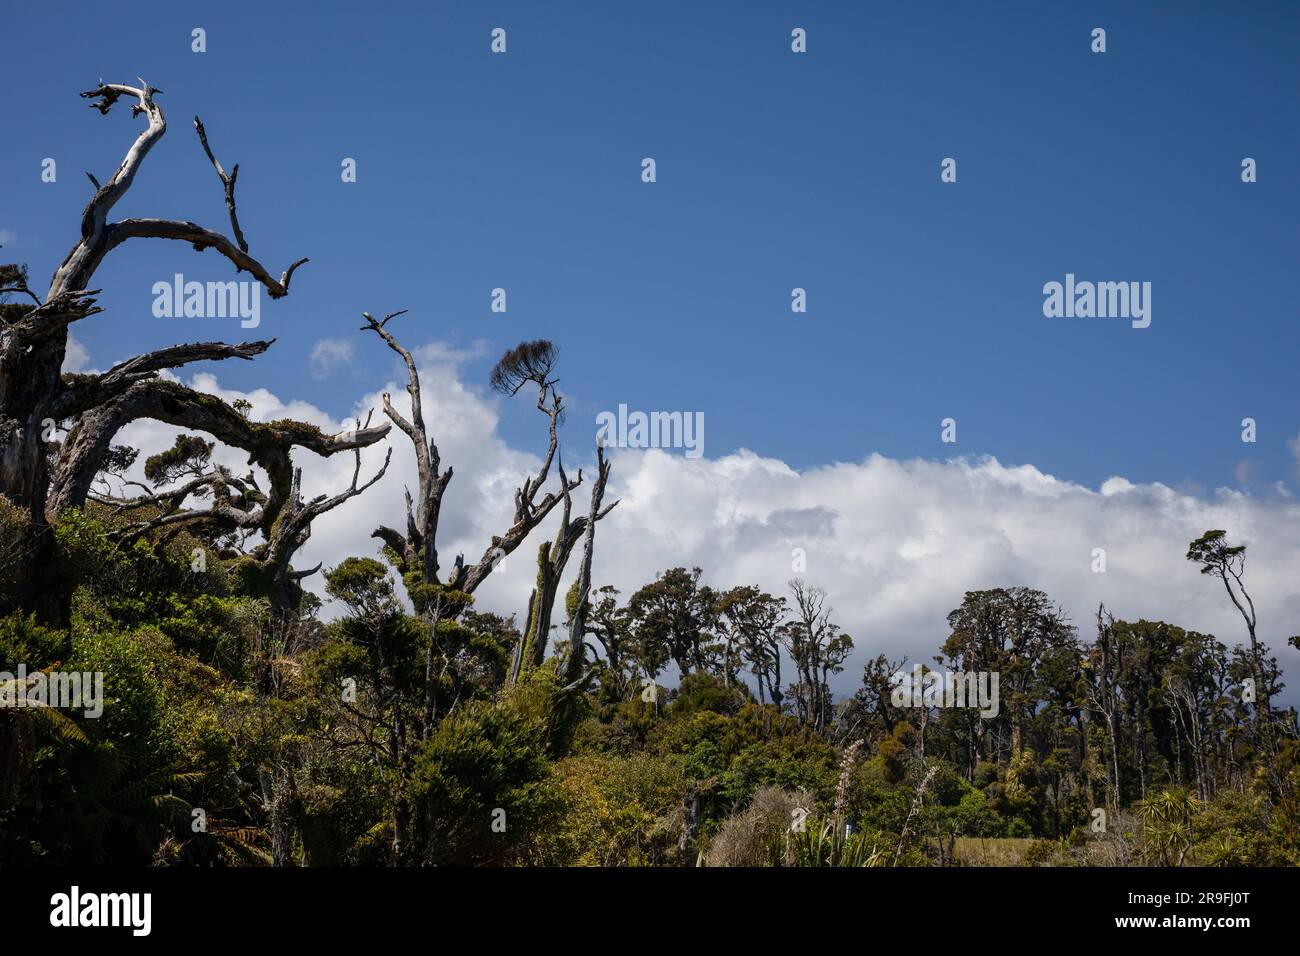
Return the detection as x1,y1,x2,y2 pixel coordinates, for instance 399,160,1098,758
0,79,387,623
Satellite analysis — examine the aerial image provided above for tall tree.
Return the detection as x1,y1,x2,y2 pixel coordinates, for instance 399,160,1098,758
624,567,718,678
1083,605,1125,810
572,585,635,698
941,587,1076,766
781,579,853,731
715,586,787,705
1186,531,1266,722
1186,529,1288,795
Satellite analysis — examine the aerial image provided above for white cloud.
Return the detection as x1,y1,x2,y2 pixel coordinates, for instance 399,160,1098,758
413,340,491,366
63,334,90,373
308,338,355,379
109,345,1300,704
1288,433,1300,478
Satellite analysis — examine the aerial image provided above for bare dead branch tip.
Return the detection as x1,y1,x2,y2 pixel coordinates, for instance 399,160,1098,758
193,116,247,253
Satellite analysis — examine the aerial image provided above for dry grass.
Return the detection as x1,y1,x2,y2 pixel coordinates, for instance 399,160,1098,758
952,836,1037,866
704,785,816,867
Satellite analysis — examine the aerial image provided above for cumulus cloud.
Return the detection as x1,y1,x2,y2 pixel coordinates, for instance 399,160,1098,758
109,344,1300,704
63,334,90,373
597,450,1300,696
1288,434,1300,478
308,338,355,379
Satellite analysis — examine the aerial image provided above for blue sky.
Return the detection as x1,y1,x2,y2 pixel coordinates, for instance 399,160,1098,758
4,0,1298,491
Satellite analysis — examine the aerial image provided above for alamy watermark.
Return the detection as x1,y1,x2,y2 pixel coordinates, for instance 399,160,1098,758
890,664,999,718
1042,273,1150,329
595,404,704,458
0,664,104,718
152,273,261,328
50,886,151,936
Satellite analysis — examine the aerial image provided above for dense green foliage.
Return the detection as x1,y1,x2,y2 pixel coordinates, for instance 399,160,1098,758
1,500,1297,866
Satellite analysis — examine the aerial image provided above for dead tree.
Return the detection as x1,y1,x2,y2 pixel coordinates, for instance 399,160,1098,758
510,444,617,684
360,320,589,595
0,79,389,621
559,445,616,691
259,434,393,610
1084,604,1125,812
360,317,614,726
93,416,391,611
361,323,579,598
